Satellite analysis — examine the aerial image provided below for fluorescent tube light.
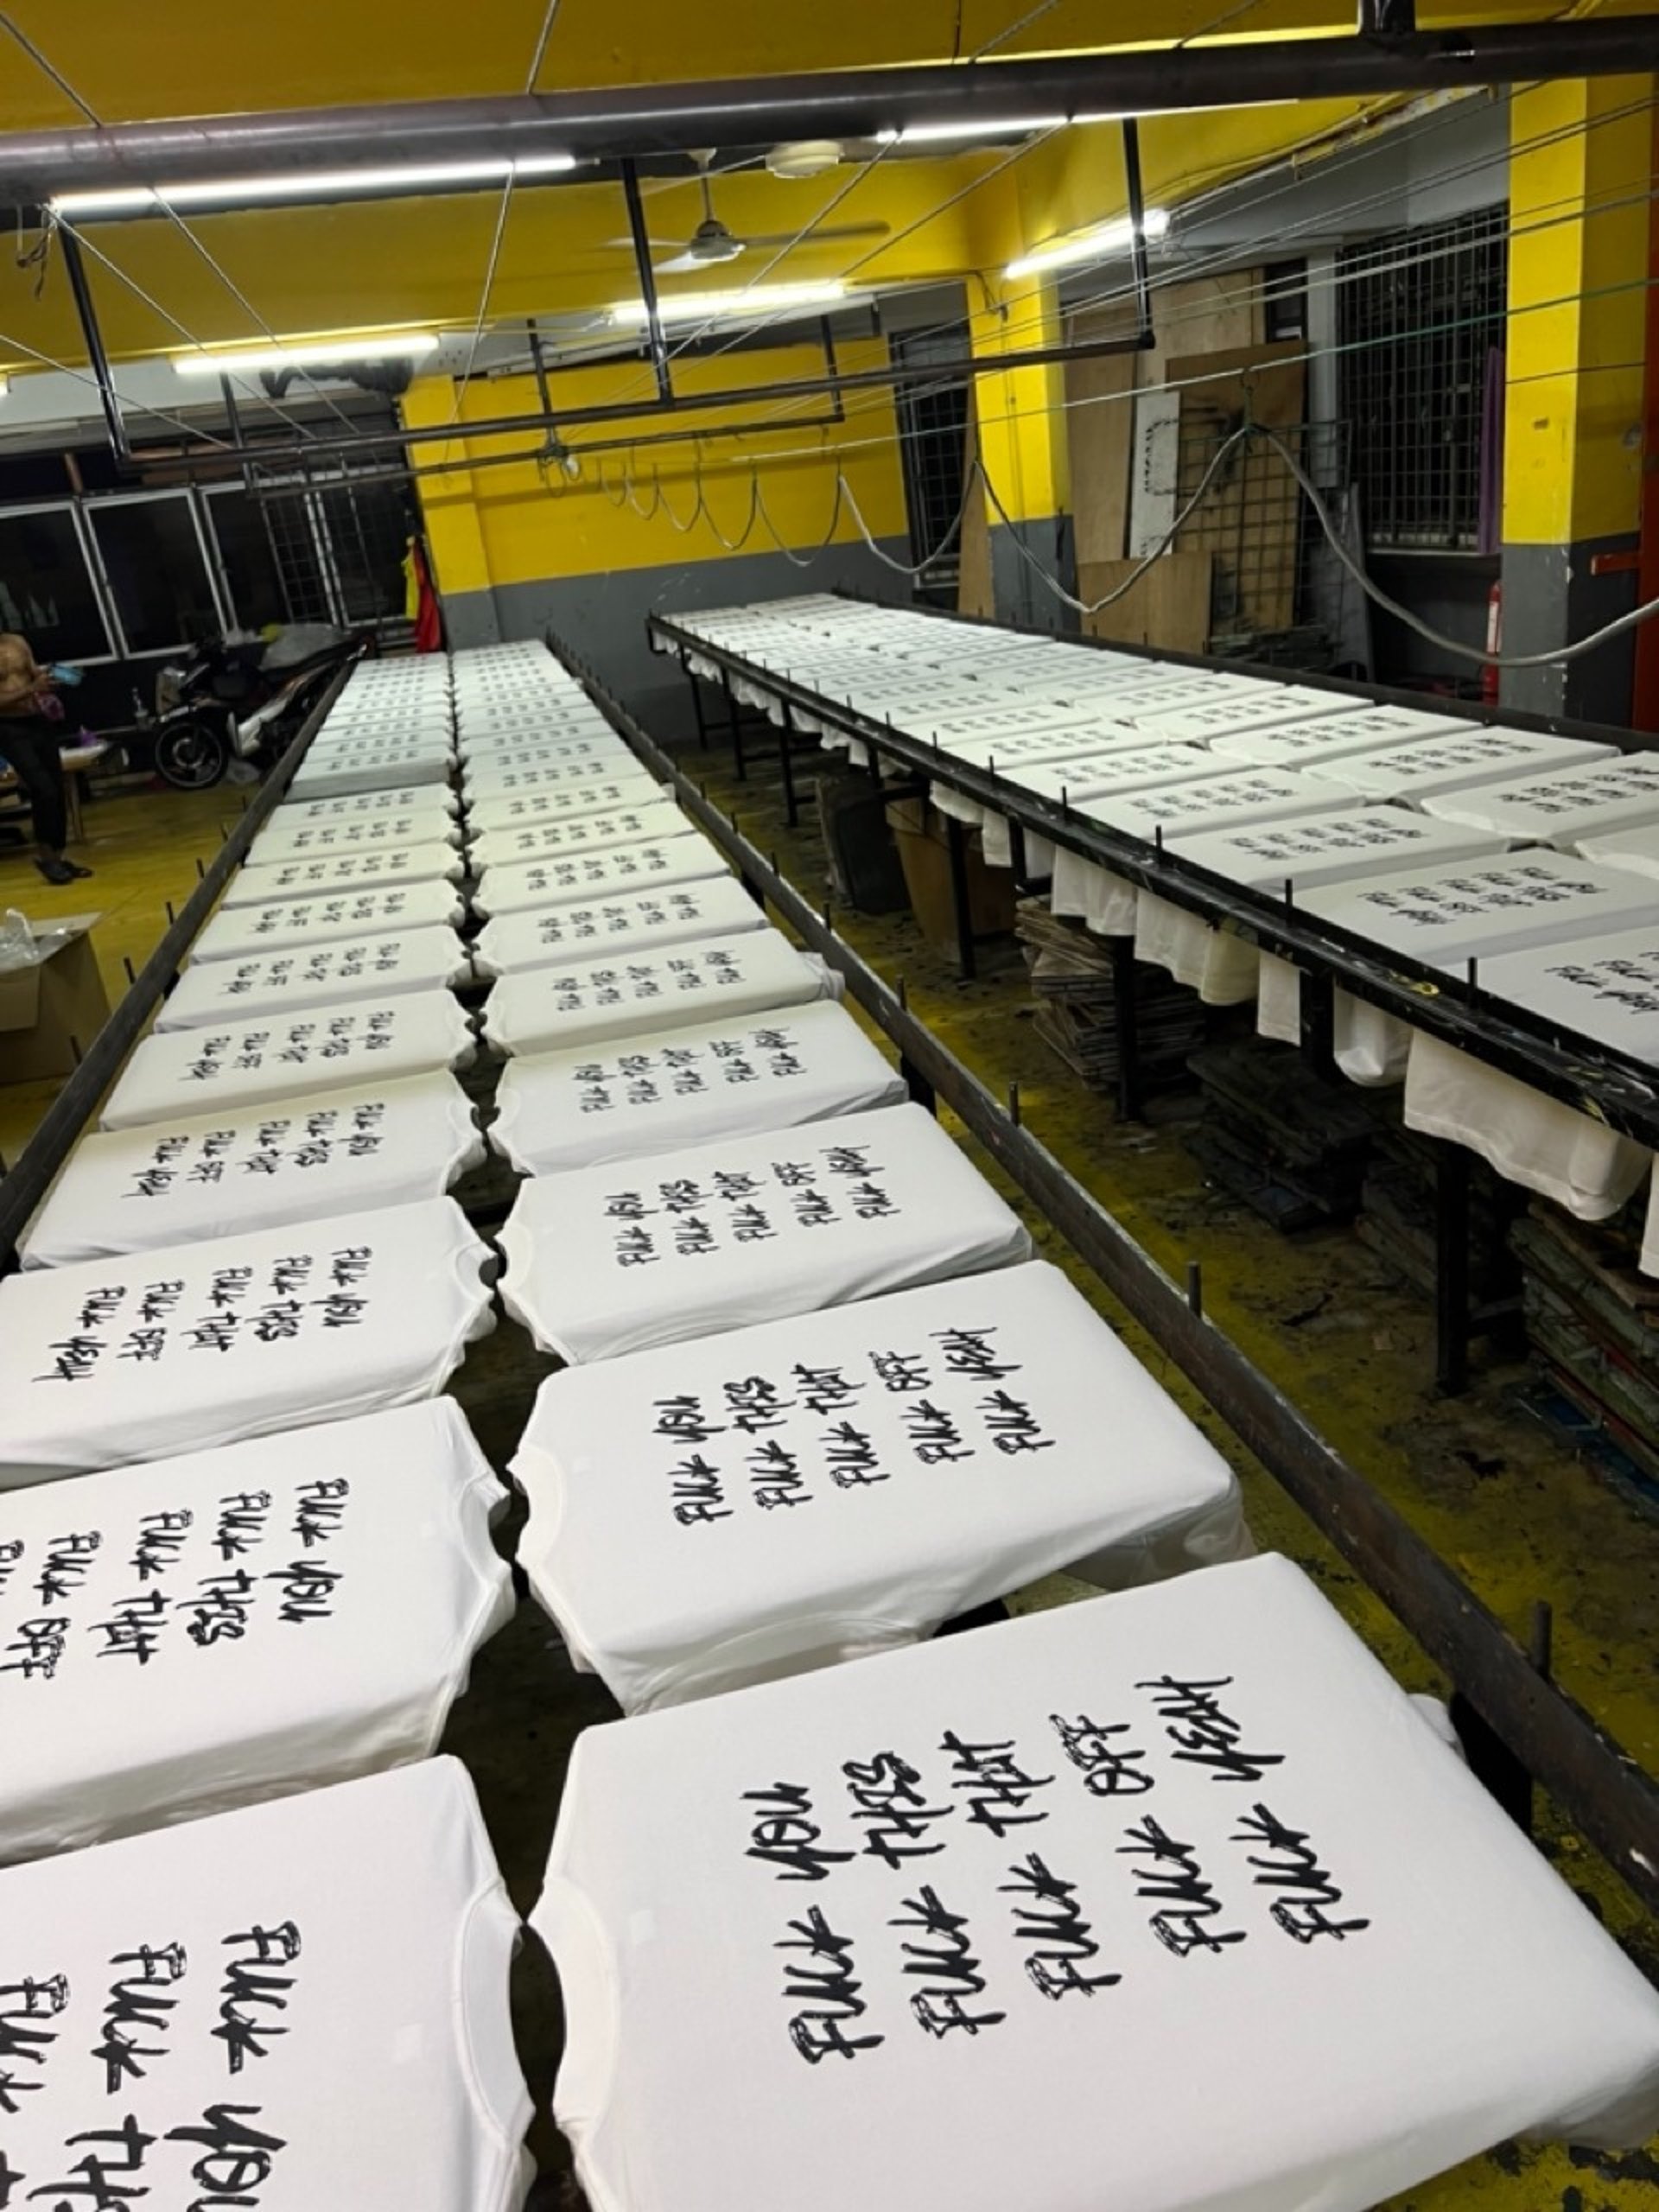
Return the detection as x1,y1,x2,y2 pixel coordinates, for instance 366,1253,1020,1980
52,156,575,218
175,334,440,379
877,118,1065,144
1006,207,1170,280
609,282,849,328
879,99,1294,149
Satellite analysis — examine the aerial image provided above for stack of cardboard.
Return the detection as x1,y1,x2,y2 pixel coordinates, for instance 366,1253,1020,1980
1184,1037,1379,1231
1510,1199,1659,1507
1016,899,1204,1093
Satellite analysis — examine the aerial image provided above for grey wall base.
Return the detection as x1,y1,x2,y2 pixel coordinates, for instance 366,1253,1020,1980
988,516,1077,635
1500,533,1637,727
442,538,912,737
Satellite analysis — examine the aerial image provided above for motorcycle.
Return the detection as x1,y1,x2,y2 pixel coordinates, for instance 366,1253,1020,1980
130,623,370,790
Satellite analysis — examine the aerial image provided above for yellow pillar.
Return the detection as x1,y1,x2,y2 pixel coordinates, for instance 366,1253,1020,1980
1501,76,1653,721
965,173,1074,628
400,375,500,645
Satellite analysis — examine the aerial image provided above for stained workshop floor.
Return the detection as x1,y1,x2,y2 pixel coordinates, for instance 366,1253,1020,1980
3,740,1656,2212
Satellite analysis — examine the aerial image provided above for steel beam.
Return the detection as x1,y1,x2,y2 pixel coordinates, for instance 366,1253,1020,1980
6,22,1658,209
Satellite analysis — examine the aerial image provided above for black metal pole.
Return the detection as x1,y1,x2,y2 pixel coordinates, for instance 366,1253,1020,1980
621,157,673,405
57,223,129,463
1121,117,1155,351
1435,1141,1472,1396
944,812,978,982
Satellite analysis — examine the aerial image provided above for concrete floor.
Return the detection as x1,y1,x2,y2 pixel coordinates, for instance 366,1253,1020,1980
3,756,1656,2210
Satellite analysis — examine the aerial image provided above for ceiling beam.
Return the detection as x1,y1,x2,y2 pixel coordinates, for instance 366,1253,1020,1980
5,19,1657,213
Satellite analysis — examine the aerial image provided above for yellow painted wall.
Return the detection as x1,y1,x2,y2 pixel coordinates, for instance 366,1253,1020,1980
408,335,910,600
1503,74,1654,547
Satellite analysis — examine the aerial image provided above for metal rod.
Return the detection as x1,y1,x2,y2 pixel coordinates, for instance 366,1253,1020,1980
1359,0,1418,29
1121,117,1154,349
130,333,1156,477
56,223,128,462
591,656,1659,1923
526,318,555,417
621,158,672,405
7,22,1656,206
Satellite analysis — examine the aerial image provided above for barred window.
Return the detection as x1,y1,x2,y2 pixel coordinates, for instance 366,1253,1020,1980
1338,207,1507,550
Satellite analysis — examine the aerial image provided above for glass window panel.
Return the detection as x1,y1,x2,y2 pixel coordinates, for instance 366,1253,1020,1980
0,506,112,661
88,494,219,653
206,490,291,630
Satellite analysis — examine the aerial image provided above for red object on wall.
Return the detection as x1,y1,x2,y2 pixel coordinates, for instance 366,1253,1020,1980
1482,580,1502,706
404,537,444,656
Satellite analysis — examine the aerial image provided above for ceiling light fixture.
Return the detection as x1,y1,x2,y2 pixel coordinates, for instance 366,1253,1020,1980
877,118,1066,144
52,156,575,218
880,99,1294,149
1006,207,1170,280
609,281,849,328
174,333,441,379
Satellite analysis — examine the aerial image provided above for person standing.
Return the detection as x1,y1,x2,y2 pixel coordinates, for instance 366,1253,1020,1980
0,632,91,885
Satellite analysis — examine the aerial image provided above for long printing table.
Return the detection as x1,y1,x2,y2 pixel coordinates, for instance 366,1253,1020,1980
3,632,1657,2212
649,597,1659,1385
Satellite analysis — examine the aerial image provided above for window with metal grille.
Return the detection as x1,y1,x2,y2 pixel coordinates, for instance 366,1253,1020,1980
1338,207,1507,550
891,328,969,598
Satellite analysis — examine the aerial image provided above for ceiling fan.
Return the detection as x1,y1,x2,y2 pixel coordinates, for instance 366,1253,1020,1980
611,150,888,276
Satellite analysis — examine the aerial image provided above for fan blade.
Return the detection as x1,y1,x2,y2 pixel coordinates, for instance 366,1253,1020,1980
600,234,688,251
737,223,891,247
652,251,710,276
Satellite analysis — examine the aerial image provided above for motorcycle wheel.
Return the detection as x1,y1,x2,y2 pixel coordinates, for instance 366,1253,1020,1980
155,717,230,791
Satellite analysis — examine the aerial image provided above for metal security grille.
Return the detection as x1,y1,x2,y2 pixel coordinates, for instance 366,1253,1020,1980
251,472,414,633
1170,418,1354,666
891,329,970,599
1338,207,1508,550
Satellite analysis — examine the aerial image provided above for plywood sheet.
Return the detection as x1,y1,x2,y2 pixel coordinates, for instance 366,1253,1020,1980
957,398,994,619
1079,550,1214,655
1064,311,1138,570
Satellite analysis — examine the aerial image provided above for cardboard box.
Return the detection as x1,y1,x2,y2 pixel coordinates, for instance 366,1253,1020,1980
884,798,1015,952
0,912,111,1083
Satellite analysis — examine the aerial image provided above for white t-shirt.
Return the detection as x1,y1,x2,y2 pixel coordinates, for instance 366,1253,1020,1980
0,1198,495,1486
465,775,661,834
0,1398,511,1857
1422,755,1659,848
463,748,639,795
221,842,466,908
190,880,467,964
275,783,460,827
0,1757,533,2209
22,1073,482,1269
537,1551,1659,2212
499,1103,1033,1364
468,799,695,875
459,733,630,774
250,810,464,861
514,1261,1246,1713
474,839,730,918
289,748,454,798
482,931,841,1058
154,927,473,1032
1206,704,1452,767
493,1001,907,1177
1304,728,1615,804
102,995,475,1131
474,877,767,978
